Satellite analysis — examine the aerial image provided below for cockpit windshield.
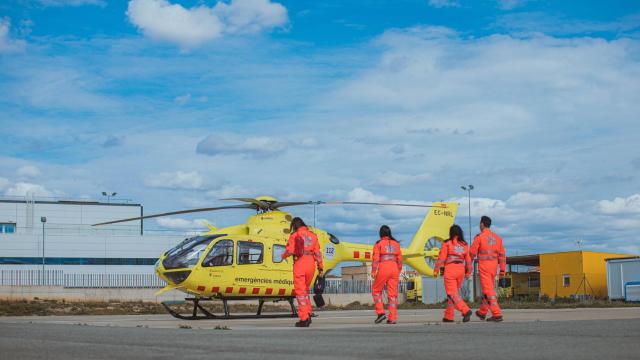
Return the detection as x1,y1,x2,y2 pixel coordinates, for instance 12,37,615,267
162,235,223,270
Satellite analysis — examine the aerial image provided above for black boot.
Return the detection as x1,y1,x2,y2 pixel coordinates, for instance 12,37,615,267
475,311,486,320
442,318,454,323
374,314,387,324
487,315,503,322
295,318,311,327
386,320,396,324
463,310,472,323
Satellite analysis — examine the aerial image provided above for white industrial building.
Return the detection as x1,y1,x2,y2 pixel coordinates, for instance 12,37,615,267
0,196,184,280
607,256,640,301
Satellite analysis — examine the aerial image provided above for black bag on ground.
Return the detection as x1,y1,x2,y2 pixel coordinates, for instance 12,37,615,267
313,276,326,307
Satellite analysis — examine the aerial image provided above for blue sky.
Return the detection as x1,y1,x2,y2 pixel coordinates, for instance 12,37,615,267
1,0,639,255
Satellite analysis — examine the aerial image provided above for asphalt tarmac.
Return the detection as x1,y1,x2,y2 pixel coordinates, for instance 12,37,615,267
1,308,639,359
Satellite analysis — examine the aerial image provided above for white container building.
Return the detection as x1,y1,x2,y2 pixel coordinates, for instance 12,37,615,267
606,256,640,300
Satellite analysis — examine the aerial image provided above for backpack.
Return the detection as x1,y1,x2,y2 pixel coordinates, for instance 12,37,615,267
294,232,305,257
313,276,326,307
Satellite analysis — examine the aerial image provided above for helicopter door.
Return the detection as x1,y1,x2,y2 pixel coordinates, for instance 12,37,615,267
201,239,235,296
270,243,294,295
233,240,271,296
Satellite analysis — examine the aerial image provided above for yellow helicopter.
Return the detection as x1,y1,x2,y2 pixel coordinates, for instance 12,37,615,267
94,196,457,319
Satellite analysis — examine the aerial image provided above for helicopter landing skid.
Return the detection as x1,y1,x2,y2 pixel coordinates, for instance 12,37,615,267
162,297,298,320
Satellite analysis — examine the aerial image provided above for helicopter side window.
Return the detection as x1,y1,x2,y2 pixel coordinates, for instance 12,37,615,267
272,245,286,263
237,241,263,265
202,240,234,267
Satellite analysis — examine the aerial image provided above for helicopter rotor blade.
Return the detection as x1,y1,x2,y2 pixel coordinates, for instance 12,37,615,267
271,201,317,209
319,201,440,208
92,204,256,226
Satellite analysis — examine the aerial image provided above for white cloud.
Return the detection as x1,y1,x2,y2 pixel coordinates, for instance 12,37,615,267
127,0,223,48
0,18,25,53
15,68,117,111
427,0,460,8
174,93,191,105
37,0,106,6
206,185,253,199
16,165,41,178
346,187,388,203
126,0,288,48
214,0,288,34
371,171,432,187
156,217,209,229
507,192,554,207
598,194,640,215
145,171,206,190
326,26,640,145
0,177,10,191
496,0,528,10
296,137,319,147
4,182,55,197
196,134,288,157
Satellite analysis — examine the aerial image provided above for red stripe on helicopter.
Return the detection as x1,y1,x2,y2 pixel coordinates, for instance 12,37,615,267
365,252,371,259
239,287,247,294
225,287,233,293
278,288,286,296
354,251,360,259
291,289,295,295
265,288,273,295
211,286,220,293
252,288,260,295
197,285,205,291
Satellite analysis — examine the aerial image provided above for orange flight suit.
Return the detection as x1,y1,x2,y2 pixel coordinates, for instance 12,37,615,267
371,236,403,322
435,237,472,321
470,228,506,318
282,226,323,321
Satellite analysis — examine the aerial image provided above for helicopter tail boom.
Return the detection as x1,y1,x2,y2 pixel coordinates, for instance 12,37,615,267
403,201,458,276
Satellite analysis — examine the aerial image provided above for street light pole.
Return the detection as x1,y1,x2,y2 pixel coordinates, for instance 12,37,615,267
40,216,46,285
102,192,117,203
461,185,475,298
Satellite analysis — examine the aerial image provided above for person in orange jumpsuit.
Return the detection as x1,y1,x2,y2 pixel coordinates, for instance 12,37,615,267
434,224,473,323
281,217,323,327
470,215,506,322
371,225,403,324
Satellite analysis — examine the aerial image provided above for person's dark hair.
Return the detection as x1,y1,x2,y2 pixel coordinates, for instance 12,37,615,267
448,224,466,245
481,215,492,228
379,225,397,241
290,217,307,232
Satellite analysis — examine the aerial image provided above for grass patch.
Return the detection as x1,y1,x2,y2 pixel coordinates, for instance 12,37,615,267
0,299,290,317
1,297,637,316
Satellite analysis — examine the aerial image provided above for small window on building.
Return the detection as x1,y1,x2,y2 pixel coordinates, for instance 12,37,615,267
563,274,571,287
202,240,234,267
237,241,263,265
0,223,16,234
272,245,286,263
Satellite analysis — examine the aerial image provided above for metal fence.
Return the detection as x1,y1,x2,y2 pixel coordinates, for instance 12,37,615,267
1,270,408,294
0,270,165,288
0,269,65,286
324,279,408,294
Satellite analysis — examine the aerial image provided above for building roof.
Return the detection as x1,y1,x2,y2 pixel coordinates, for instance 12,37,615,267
506,254,540,267
605,256,640,262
